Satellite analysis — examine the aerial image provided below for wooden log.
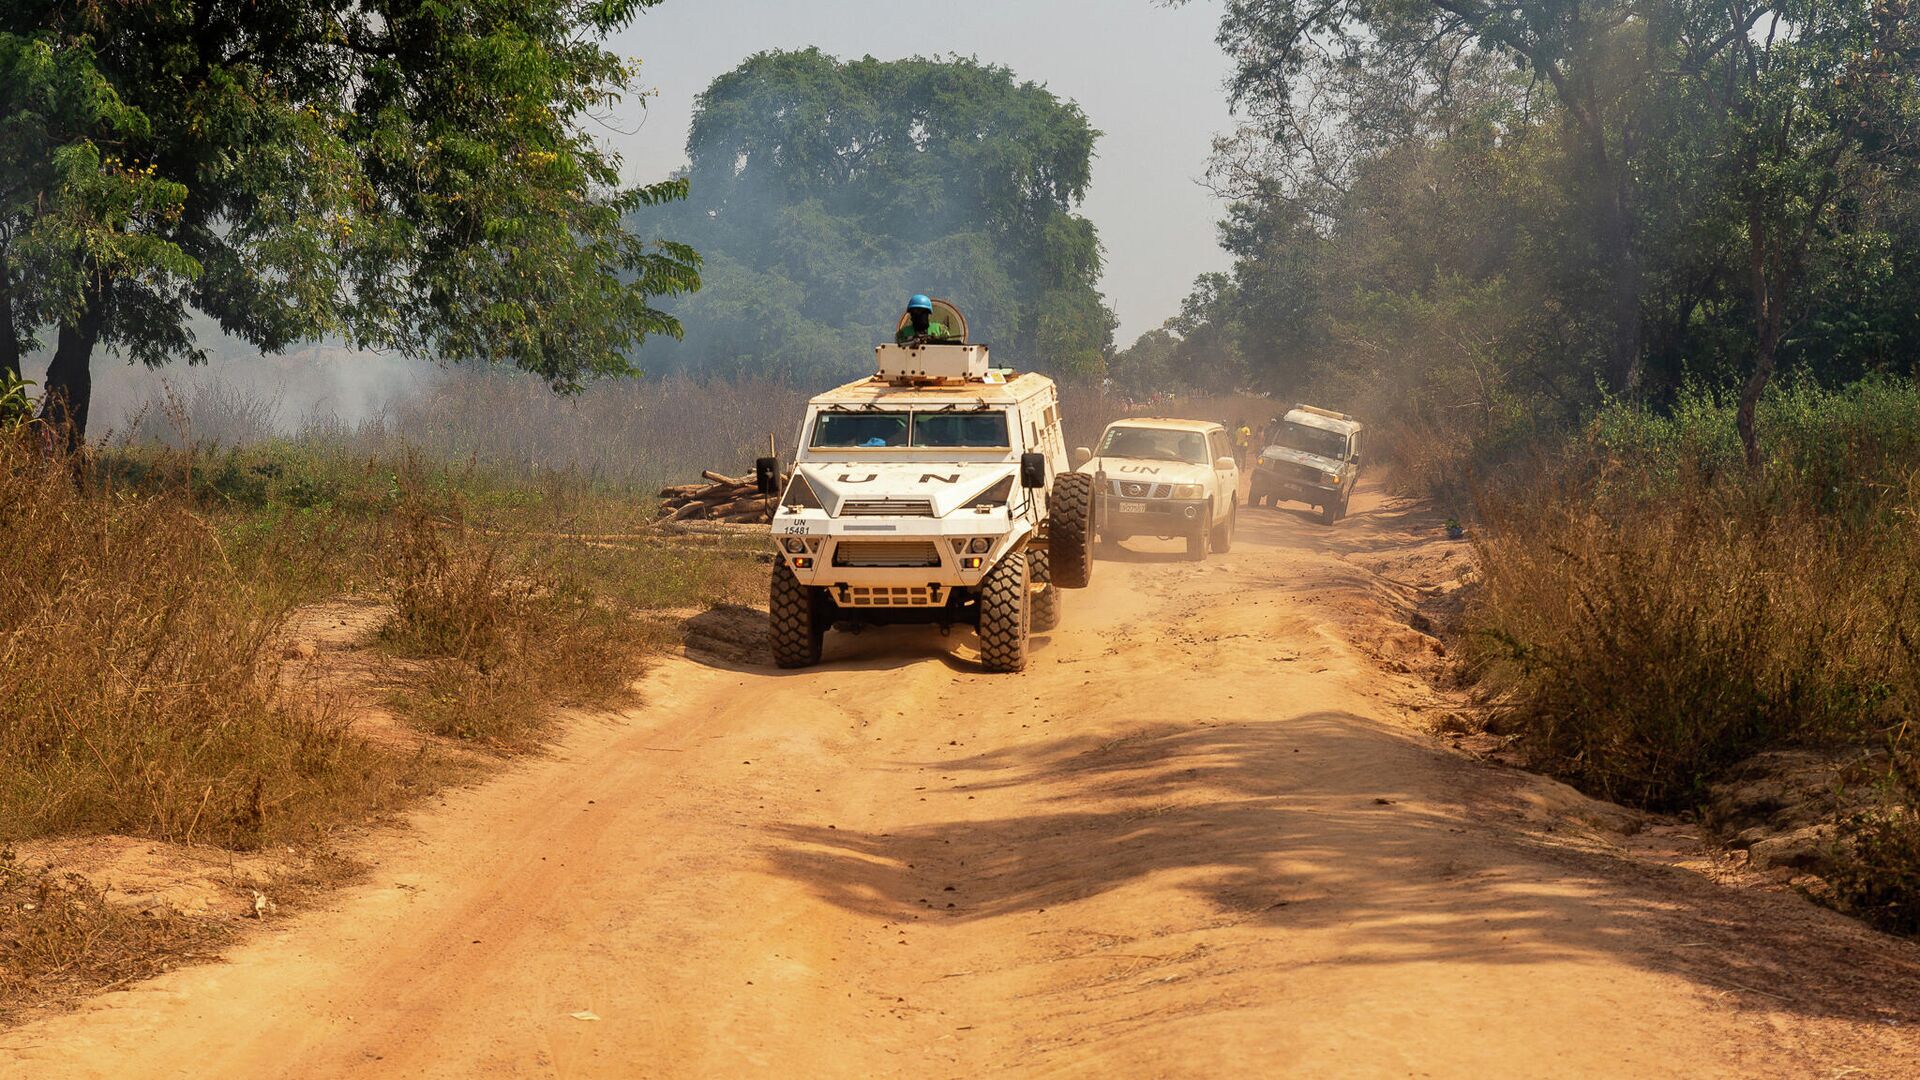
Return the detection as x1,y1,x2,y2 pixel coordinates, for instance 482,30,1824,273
668,500,709,521
701,470,746,486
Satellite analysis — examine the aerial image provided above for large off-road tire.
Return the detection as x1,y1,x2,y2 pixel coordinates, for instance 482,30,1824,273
768,562,825,668
1211,499,1236,553
1319,497,1343,525
1186,503,1210,561
977,550,1031,673
1029,549,1060,632
1046,472,1096,589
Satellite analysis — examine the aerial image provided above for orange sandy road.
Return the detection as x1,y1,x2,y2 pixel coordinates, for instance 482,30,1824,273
5,481,1919,1078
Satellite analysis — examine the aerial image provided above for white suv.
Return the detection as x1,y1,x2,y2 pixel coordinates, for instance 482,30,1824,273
1074,418,1239,560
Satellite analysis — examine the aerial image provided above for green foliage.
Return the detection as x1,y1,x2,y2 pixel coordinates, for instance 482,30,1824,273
644,49,1114,385
1144,0,1920,469
0,372,32,428
0,1,699,421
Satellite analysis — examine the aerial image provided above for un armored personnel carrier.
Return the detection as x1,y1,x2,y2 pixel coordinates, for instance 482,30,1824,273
758,300,1096,673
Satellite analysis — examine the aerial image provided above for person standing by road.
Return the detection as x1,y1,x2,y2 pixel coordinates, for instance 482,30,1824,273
1234,420,1254,468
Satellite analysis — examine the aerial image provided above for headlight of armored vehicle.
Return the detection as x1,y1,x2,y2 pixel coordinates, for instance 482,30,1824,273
1170,484,1204,499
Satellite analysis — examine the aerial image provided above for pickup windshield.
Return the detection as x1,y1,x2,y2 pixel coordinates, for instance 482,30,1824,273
1098,426,1209,465
811,410,1009,449
1273,421,1347,460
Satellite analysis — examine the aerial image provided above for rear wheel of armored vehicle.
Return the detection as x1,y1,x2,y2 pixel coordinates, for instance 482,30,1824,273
1029,549,1060,632
1211,500,1236,553
1047,472,1096,589
977,550,1031,673
1185,503,1210,561
769,562,825,668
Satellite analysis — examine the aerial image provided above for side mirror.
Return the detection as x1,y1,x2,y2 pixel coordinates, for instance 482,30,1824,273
1351,453,1362,465
1019,451,1047,489
1215,456,1237,471
1071,446,1093,469
755,456,780,496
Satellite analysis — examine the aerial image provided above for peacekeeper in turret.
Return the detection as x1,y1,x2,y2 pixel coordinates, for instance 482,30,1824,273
896,293,953,344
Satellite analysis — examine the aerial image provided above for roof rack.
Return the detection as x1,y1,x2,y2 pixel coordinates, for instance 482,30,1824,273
1291,403,1356,423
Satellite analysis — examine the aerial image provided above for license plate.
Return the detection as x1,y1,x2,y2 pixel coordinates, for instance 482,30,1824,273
1116,502,1148,514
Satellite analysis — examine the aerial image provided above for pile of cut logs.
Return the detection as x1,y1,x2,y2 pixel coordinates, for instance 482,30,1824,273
654,470,782,524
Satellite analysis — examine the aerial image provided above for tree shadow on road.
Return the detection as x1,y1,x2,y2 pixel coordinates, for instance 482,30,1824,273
762,712,1920,1027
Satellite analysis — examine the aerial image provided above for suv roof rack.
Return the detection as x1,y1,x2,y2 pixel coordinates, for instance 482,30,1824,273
1291,404,1355,423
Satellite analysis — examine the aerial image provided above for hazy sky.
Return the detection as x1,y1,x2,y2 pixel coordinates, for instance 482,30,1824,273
604,0,1236,344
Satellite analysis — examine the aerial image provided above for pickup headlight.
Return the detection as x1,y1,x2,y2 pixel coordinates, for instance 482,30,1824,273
1321,471,1341,485
1170,484,1204,499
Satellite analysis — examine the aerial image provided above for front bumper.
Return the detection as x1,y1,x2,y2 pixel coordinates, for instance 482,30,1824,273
1253,467,1340,503
771,507,1021,602
1097,497,1207,538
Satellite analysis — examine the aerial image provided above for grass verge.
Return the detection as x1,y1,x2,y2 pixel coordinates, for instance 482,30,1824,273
1,431,760,1015
1452,378,1920,933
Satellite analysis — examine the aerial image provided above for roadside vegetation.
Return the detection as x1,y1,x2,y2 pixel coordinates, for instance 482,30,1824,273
1126,2,1920,932
0,409,760,1015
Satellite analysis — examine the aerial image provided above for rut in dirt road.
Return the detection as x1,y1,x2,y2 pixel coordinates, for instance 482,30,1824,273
6,481,1920,1079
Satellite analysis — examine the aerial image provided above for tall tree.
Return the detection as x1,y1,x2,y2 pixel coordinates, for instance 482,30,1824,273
1,0,699,443
648,49,1115,384
1678,0,1920,469
1178,0,1774,394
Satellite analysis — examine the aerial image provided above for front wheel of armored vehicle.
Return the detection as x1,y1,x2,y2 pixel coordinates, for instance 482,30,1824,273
1047,472,1096,588
1211,500,1236,553
769,562,825,668
977,550,1031,673
1029,549,1060,632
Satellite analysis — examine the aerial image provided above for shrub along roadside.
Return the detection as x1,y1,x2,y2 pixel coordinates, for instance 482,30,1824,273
1454,378,1920,933
0,433,759,1013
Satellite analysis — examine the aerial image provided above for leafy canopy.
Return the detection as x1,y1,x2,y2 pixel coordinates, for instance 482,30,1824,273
1,0,698,393
645,49,1114,385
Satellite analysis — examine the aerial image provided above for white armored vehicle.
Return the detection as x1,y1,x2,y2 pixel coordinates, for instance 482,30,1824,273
1248,404,1364,523
758,300,1095,673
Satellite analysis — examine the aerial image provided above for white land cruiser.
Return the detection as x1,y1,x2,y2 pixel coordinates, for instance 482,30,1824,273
758,309,1095,674
1248,405,1364,524
1072,418,1238,561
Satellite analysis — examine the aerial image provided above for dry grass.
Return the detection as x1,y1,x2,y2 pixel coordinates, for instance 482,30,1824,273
0,410,762,1013
0,847,228,1020
1468,471,1920,808
1451,380,1920,933
0,437,421,851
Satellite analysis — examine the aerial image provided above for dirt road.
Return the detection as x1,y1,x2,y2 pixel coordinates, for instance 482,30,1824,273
6,481,1919,1078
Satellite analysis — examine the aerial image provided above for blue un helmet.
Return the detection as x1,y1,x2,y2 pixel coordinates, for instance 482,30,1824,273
907,294,933,313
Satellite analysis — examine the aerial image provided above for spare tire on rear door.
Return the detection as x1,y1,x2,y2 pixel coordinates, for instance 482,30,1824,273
1047,471,1096,588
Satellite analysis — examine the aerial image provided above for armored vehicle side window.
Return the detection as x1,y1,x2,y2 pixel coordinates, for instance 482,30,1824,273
814,413,909,448
1276,421,1347,460
911,412,1010,448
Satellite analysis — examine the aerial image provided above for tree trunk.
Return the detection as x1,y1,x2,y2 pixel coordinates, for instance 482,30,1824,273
1740,223,1784,474
40,285,107,450
0,251,18,384
1736,336,1776,475
1604,185,1644,394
